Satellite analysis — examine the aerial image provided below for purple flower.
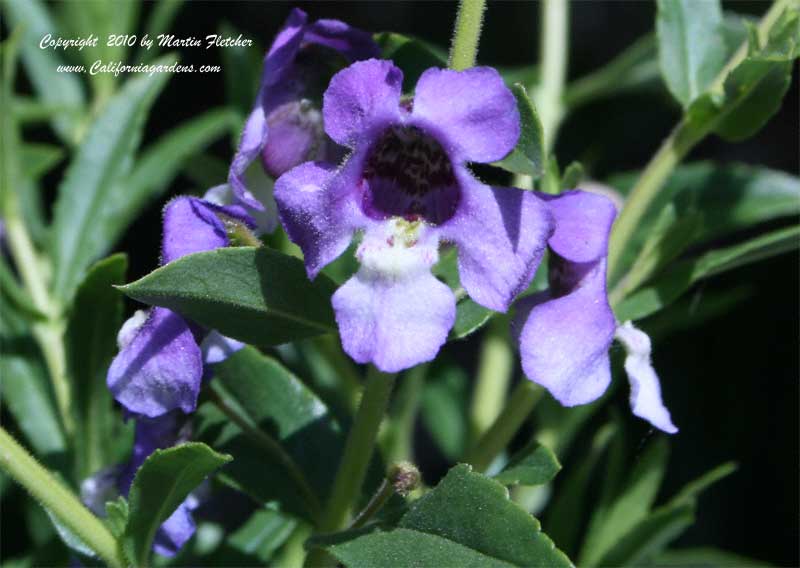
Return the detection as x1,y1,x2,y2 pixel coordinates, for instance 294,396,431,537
229,8,379,217
82,413,200,557
275,60,553,372
514,190,677,433
107,195,249,418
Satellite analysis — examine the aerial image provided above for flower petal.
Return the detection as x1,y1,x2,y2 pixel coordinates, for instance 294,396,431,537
544,190,617,264
261,101,329,178
275,159,366,278
615,321,679,434
200,330,244,365
323,59,403,148
517,261,616,406
153,502,196,557
228,106,270,211
262,8,308,86
332,227,455,372
203,184,275,236
107,308,203,418
412,66,519,163
440,178,552,312
305,18,380,61
161,197,230,265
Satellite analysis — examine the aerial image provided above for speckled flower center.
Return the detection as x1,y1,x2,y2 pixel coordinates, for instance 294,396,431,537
361,125,460,225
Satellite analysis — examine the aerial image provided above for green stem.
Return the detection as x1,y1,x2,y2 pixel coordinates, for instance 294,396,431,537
307,367,396,566
607,0,790,290
384,364,426,463
448,0,487,70
277,523,312,568
0,427,126,568
469,319,513,443
465,381,542,472
208,385,322,520
350,478,394,529
536,0,569,151
315,335,362,414
4,198,74,437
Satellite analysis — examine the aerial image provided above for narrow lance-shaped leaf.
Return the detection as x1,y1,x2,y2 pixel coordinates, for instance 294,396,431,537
122,443,232,566
493,440,561,487
51,54,177,301
656,0,727,107
120,247,337,346
3,0,86,143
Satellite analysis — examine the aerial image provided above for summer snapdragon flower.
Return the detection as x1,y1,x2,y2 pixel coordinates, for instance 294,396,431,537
229,8,379,218
107,193,254,418
275,59,553,372
514,190,677,433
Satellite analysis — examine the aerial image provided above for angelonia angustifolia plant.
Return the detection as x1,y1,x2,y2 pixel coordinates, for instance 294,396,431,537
1,1,798,566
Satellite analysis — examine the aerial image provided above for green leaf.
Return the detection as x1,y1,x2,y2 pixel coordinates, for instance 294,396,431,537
610,162,800,289
493,440,561,486
595,462,736,566
104,497,129,538
50,54,176,300
67,254,128,478
560,161,584,191
134,0,184,63
226,508,296,563
451,299,493,340
616,225,800,321
656,0,727,107
122,442,232,566
328,465,572,567
375,32,448,89
0,337,67,458
21,144,63,181
688,6,798,141
420,365,469,460
57,0,140,97
104,108,238,246
3,0,86,143
0,258,45,320
492,84,545,179
120,247,337,346
653,546,771,567
580,438,669,566
196,347,343,519
565,34,661,109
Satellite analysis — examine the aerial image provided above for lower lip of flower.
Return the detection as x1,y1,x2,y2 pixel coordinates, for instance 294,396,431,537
360,125,460,225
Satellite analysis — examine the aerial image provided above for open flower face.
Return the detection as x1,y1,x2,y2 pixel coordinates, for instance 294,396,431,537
275,59,553,372
228,8,379,221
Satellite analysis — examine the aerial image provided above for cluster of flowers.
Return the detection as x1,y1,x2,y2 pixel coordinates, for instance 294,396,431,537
87,8,676,556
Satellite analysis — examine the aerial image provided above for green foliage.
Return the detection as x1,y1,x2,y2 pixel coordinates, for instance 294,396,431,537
122,443,232,566
327,465,572,567
196,347,344,519
493,440,561,487
67,254,130,478
50,54,176,301
420,365,470,460
120,247,338,346
492,84,546,179
656,0,727,107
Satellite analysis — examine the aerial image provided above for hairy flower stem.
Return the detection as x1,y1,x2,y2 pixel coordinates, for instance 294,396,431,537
448,0,487,70
469,318,513,443
307,367,396,566
208,385,322,520
3,190,74,437
465,381,543,473
0,427,126,568
536,0,569,151
350,478,394,529
383,363,426,463
607,0,790,291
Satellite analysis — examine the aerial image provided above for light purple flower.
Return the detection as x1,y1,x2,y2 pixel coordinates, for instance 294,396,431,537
515,190,677,433
229,8,379,218
107,196,249,418
275,60,553,372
